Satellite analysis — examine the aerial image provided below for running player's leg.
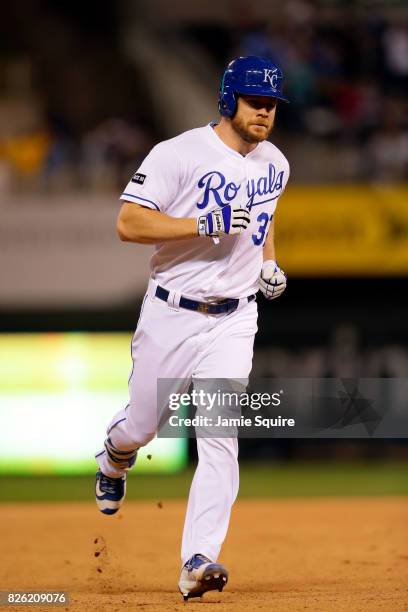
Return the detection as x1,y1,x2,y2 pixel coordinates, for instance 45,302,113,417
96,292,204,478
181,299,257,562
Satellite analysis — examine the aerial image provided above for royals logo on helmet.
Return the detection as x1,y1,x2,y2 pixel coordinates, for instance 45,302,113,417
263,69,278,88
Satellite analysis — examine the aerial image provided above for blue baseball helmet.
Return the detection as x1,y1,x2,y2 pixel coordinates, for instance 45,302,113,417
218,55,289,117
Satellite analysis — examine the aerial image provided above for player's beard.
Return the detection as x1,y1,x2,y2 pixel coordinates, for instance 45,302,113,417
231,115,274,144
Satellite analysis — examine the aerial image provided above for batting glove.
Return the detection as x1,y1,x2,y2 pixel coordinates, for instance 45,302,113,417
259,260,287,300
197,203,250,238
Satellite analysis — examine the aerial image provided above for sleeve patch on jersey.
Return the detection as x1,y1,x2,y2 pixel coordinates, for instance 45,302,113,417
131,172,146,185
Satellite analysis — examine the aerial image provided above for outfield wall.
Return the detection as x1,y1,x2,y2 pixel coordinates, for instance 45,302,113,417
1,186,407,310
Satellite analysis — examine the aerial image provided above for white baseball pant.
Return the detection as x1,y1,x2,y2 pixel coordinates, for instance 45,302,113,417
96,278,258,563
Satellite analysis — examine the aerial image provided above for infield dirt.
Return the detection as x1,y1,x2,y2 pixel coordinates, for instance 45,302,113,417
1,498,407,611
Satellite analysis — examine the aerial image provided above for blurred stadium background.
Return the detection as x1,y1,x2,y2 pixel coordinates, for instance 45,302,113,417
1,0,407,499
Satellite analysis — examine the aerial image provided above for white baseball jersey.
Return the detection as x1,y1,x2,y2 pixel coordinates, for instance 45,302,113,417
120,123,290,300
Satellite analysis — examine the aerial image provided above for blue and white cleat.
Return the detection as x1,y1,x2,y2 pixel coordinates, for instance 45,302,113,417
178,554,228,601
95,471,126,515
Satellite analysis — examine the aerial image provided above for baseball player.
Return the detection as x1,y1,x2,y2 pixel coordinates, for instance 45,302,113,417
95,55,290,601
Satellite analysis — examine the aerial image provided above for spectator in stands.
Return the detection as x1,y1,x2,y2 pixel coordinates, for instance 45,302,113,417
81,119,153,190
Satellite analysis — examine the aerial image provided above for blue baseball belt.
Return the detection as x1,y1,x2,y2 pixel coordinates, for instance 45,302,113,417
155,285,255,315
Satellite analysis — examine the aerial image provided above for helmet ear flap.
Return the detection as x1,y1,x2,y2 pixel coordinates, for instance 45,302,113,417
218,96,228,117
218,88,238,118
230,93,239,118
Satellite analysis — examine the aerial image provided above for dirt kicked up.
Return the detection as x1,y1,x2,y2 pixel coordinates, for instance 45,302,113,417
1,498,407,611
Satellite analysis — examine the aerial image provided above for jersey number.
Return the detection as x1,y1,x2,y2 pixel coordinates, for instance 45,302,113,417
252,212,273,246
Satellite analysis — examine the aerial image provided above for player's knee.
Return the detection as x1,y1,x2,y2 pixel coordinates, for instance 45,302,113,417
108,429,156,450
131,431,156,447
198,437,239,462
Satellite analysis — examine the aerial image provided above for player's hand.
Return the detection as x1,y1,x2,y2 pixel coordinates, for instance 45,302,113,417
259,260,287,300
197,203,250,238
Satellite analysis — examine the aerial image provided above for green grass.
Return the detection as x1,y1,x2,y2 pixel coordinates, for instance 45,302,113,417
0,461,407,503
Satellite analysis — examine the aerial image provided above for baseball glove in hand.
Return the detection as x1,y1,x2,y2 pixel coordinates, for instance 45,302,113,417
197,203,250,238
259,260,287,300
